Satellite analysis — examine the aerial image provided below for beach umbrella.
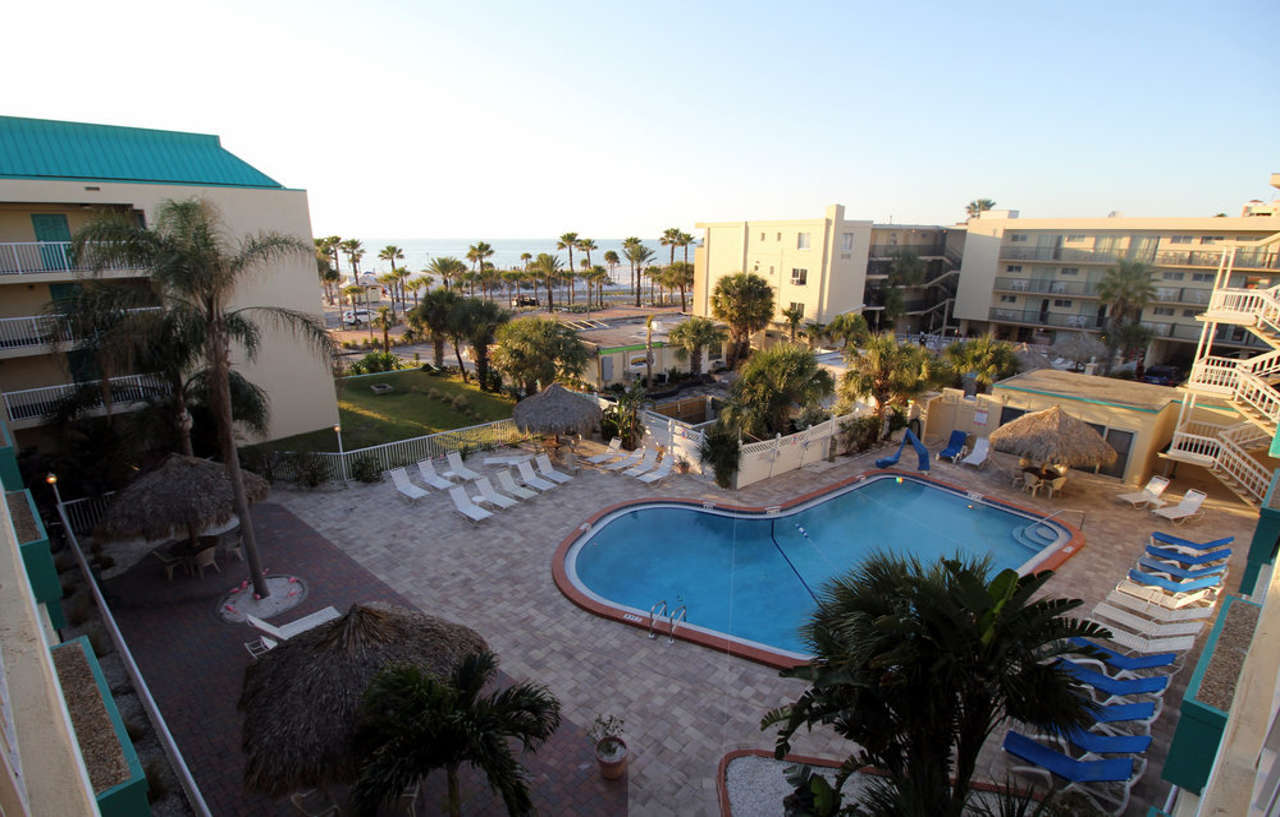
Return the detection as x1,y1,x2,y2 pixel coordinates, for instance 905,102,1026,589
989,405,1117,468
512,383,603,439
1013,342,1054,373
239,603,488,796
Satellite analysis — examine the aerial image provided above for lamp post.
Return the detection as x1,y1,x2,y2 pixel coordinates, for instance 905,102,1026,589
45,473,63,508
334,424,347,484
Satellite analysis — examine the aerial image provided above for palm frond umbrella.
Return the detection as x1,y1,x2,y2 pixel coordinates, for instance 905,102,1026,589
1013,342,1054,373
512,383,603,443
239,603,488,796
989,405,1117,468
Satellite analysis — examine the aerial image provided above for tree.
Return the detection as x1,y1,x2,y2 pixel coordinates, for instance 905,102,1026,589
838,333,937,422
340,238,366,277
1104,322,1156,376
603,249,620,284
556,233,579,304
352,651,561,817
889,251,926,286
492,317,588,396
878,286,906,330
722,345,834,438
428,256,465,291
585,266,609,309
406,274,432,308
72,199,332,599
519,252,532,271
46,281,146,431
378,245,405,300
825,312,869,351
667,261,694,312
803,320,828,350
623,238,653,307
466,241,494,284
410,288,460,368
377,272,400,321
677,230,695,264
965,199,997,219
643,315,657,385
531,252,562,311
373,306,395,354
458,299,511,389
763,554,1105,817
668,316,726,378
710,272,775,368
576,238,597,274
780,303,805,343
660,227,680,268
944,334,1020,393
1098,260,1156,374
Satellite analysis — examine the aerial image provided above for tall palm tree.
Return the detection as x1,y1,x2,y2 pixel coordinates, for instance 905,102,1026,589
373,306,394,354
621,238,641,304
410,288,460,367
965,198,997,219
667,261,694,312
826,312,869,351
576,238,597,274
342,284,364,312
1098,259,1156,373
780,303,805,343
603,249,620,285
72,199,332,599
519,252,532,272
624,240,654,307
340,238,365,277
466,242,494,287
643,265,663,305
944,335,1020,393
660,227,680,268
723,345,834,437
460,299,511,390
532,252,562,311
669,316,726,377
710,271,774,367
406,273,432,308
352,651,561,817
586,265,609,309
556,233,579,304
677,230,695,264
428,256,464,292
377,245,405,297
377,272,400,321
838,332,936,423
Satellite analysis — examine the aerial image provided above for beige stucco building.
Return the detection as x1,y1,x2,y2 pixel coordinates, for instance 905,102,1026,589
0,116,338,450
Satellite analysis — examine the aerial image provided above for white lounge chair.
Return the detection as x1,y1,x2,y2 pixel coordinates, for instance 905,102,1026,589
1099,622,1196,654
448,486,492,522
1116,475,1170,508
1105,589,1214,622
535,453,573,484
472,476,518,509
587,438,622,464
388,467,428,501
623,448,660,477
604,448,645,471
959,437,989,468
416,459,455,490
442,450,482,481
1151,489,1207,524
246,607,341,641
637,457,674,484
495,469,537,500
1091,602,1204,638
1114,577,1215,610
516,460,556,491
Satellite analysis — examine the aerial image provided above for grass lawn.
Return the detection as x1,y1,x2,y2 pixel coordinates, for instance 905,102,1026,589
268,370,515,452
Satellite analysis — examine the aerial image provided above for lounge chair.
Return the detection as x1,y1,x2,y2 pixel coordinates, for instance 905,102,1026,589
415,459,455,490
637,458,674,484
1067,637,1177,672
247,607,341,641
1098,621,1197,655
1056,726,1153,755
516,460,556,491
1136,556,1226,582
1092,700,1159,729
472,476,518,509
448,486,492,522
1002,731,1142,816
535,453,572,484
1058,659,1168,697
1091,602,1204,638
244,635,278,660
960,437,990,468
587,438,623,464
938,430,967,462
193,545,221,578
442,450,482,481
1115,576,1216,610
604,448,645,472
1151,488,1207,524
389,467,428,501
623,449,660,477
495,469,537,500
1116,475,1170,508
1104,590,1214,622
1145,543,1231,568
1150,531,1233,552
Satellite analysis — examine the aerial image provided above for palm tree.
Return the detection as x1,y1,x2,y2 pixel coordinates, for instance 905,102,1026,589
838,333,936,423
667,261,694,312
803,320,828,350
643,315,657,385
763,554,1105,817
72,199,332,599
660,227,680,268
352,651,561,817
556,233,579,304
944,335,1020,393
1098,259,1156,373
377,272,400,321
373,306,396,354
532,253,562,311
710,272,775,368
410,288,460,368
576,238,597,274
826,312,869,351
624,240,654,307
677,230,695,264
492,317,589,396
643,265,663,305
341,284,364,313
723,345,834,438
466,241,494,278
965,198,997,219
780,303,805,343
378,245,405,298
406,274,432,308
519,252,532,271
428,256,464,291
889,250,926,286
585,265,609,310
459,299,511,389
603,249,620,284
340,238,365,277
669,316,726,378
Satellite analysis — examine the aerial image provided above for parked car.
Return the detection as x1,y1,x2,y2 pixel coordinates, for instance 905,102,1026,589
1141,365,1184,386
511,295,538,307
342,309,371,326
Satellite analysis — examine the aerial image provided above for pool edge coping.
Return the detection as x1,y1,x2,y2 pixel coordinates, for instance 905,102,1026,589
550,467,1087,671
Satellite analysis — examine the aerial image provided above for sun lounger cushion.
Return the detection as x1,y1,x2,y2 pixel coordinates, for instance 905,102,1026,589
1068,637,1176,671
1002,732,1134,783
1146,544,1231,566
1137,556,1225,581
1128,568,1221,593
1092,701,1157,725
1059,660,1168,696
1150,532,1233,551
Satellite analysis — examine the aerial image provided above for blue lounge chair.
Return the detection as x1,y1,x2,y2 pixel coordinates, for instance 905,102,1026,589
939,430,967,461
1137,556,1226,581
1146,543,1231,566
1002,731,1141,814
1150,532,1233,552
1059,659,1168,696
1061,727,1152,755
1127,568,1222,594
1092,701,1158,726
1068,638,1176,671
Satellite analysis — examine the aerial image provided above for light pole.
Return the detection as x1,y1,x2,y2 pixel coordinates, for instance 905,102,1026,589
334,424,347,484
46,473,63,508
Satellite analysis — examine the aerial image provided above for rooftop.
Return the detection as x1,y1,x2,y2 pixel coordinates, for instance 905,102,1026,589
573,314,693,351
993,369,1181,412
0,116,284,189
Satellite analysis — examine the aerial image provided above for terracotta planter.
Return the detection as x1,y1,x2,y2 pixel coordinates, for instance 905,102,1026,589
595,738,628,779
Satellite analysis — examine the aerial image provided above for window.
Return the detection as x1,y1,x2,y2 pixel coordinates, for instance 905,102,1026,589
1006,265,1023,273
797,232,811,249
1010,233,1028,242
1170,235,1193,244
1201,236,1224,244
841,232,854,251
1192,272,1213,283
789,302,805,316
1066,234,1086,242
776,232,782,241
1183,309,1197,317
999,295,1017,303
1162,271,1185,281
791,268,807,285
760,232,765,241
1152,307,1175,316
1053,299,1072,308
1060,267,1079,276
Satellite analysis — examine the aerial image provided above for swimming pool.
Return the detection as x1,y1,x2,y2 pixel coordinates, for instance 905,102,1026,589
555,473,1079,666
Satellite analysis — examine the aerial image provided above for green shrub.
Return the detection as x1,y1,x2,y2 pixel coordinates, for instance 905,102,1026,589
350,456,383,483
700,422,740,489
349,351,401,375
288,451,330,488
839,416,881,454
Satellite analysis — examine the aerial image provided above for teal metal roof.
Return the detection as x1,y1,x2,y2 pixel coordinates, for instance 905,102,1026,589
0,116,284,189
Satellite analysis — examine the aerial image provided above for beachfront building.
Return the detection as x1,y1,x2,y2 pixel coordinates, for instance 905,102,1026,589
574,314,731,390
691,205,966,340
0,116,338,451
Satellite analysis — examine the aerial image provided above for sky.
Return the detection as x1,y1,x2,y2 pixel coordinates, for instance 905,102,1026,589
5,0,1278,238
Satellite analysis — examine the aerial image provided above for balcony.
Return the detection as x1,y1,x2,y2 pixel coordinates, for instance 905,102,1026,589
1154,248,1280,270
0,241,144,279
993,277,1099,297
1152,286,1212,306
2,373,167,428
0,308,160,358
1141,320,1205,341
868,243,947,259
987,308,1102,330
1000,246,1126,264
1000,244,1279,271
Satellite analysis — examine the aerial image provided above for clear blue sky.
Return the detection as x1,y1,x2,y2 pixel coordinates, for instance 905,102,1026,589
7,0,1278,237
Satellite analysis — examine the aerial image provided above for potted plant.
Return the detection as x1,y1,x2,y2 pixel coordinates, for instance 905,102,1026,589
589,714,628,779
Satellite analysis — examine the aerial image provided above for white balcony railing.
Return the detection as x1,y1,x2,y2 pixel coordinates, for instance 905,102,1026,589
0,308,160,352
0,242,142,277
2,374,167,424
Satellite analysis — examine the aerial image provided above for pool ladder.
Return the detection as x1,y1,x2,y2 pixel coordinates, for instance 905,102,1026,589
648,600,688,644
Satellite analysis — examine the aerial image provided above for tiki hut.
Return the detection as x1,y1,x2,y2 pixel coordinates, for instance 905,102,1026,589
239,603,488,796
989,405,1117,468
512,383,603,439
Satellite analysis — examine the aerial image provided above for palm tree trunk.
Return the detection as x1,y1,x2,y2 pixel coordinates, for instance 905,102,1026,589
170,372,193,456
545,277,554,311
446,765,462,817
691,346,703,377
679,284,687,312
567,249,574,304
433,334,445,367
453,339,468,382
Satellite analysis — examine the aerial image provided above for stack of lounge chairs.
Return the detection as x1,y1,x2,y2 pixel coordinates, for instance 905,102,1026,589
1002,530,1232,814
592,442,675,484
384,449,574,524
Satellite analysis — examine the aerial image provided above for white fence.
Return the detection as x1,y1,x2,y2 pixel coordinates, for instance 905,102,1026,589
638,409,706,475
735,410,867,488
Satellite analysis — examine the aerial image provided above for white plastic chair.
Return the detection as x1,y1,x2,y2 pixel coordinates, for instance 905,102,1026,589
604,448,645,472
448,486,492,522
1116,475,1170,508
415,459,454,490
496,469,537,500
535,453,572,483
959,438,989,468
1151,489,1207,524
472,476,518,509
1090,602,1204,638
246,607,341,641
624,448,659,477
389,467,428,501
516,460,556,491
587,438,622,464
442,450,482,481
637,458,674,484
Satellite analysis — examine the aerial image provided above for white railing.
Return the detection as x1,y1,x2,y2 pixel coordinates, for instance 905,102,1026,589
1169,423,1271,504
1188,356,1239,393
0,307,161,353
60,493,116,537
1234,369,1280,427
0,241,141,276
2,373,167,424
1215,432,1272,502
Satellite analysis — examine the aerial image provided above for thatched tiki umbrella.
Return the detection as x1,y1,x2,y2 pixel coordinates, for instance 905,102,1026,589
239,603,488,797
989,405,1117,468
94,453,269,550
512,383,603,444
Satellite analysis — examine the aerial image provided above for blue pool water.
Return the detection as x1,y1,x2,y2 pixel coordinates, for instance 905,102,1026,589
567,475,1067,657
